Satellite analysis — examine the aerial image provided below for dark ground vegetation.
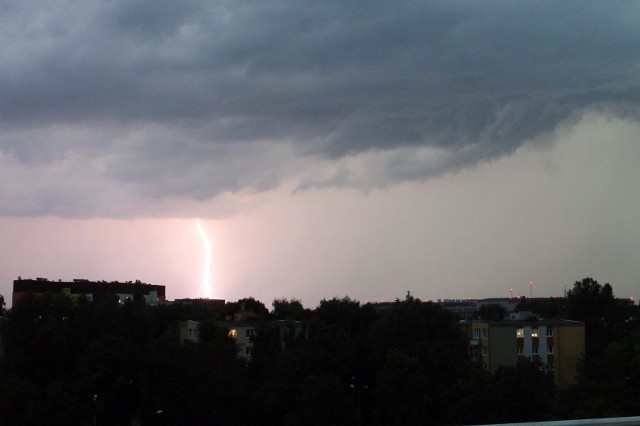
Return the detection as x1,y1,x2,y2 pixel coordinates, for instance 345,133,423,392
0,278,638,425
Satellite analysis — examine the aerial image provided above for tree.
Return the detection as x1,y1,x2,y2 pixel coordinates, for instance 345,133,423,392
368,297,470,424
516,297,566,319
224,297,269,319
0,374,39,425
315,297,361,328
492,360,555,423
373,350,430,426
272,298,308,320
566,278,615,321
477,303,507,321
74,334,142,425
284,373,356,426
566,278,620,356
553,319,640,419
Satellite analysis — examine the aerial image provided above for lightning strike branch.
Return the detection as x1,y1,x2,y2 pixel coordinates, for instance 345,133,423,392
196,219,213,298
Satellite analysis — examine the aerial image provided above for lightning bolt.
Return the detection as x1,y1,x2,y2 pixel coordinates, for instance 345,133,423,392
196,218,213,298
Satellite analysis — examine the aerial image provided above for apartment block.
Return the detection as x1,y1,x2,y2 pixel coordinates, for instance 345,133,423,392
466,317,584,386
12,277,166,305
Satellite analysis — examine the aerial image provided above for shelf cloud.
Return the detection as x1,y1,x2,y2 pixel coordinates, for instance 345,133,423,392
2,0,639,217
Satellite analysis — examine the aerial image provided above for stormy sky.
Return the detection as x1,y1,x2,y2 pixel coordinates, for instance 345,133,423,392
1,1,639,307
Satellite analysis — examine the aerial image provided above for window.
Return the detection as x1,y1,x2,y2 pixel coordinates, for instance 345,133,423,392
532,328,539,338
516,328,524,338
532,345,539,354
482,329,487,339
548,360,554,370
245,346,252,356
481,346,487,356
228,329,238,339
473,329,481,339
246,329,255,338
548,345,554,354
517,345,523,355
546,327,553,337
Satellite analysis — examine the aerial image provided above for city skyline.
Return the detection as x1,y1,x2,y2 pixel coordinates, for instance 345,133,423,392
1,1,639,307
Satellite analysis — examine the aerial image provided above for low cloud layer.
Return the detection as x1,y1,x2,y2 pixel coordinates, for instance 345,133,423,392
2,0,639,216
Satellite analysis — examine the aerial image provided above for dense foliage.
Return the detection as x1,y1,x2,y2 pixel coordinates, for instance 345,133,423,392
0,278,638,425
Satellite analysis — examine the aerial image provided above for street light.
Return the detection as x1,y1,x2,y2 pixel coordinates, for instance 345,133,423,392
93,394,98,426
350,379,368,426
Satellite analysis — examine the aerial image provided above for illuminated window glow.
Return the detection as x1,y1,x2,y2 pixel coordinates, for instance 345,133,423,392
228,329,238,339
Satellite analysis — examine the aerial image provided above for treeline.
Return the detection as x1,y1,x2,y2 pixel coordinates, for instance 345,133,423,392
0,278,639,426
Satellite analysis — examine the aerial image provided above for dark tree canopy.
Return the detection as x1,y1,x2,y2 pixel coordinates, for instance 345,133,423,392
566,277,625,356
477,303,507,321
2,279,640,425
566,277,615,321
271,298,308,320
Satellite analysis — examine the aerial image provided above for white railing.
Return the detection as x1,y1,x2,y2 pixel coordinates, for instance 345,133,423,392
466,417,640,426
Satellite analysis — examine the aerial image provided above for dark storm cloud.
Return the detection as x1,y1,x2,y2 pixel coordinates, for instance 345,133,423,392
1,0,639,215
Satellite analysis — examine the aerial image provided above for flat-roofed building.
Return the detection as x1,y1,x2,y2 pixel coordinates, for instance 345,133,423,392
475,298,521,313
465,318,584,386
438,299,477,317
12,277,166,305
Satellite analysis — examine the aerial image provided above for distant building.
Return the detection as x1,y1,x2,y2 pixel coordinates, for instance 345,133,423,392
464,318,584,386
475,298,521,313
438,299,477,317
12,277,166,305
180,320,202,344
173,298,226,308
0,315,6,363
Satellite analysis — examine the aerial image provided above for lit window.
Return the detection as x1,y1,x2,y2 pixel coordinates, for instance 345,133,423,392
516,328,524,338
228,329,238,339
532,328,539,338
546,327,553,337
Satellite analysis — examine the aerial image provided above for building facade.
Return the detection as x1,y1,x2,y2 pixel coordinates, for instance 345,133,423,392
179,319,304,360
466,318,584,386
12,277,166,305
